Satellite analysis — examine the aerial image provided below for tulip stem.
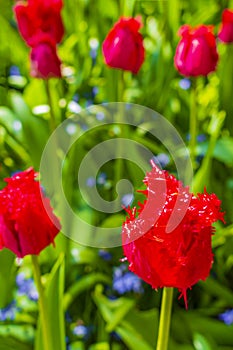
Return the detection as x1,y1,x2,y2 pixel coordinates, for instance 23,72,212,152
114,70,125,211
189,79,198,169
31,255,52,350
156,287,174,350
45,80,56,133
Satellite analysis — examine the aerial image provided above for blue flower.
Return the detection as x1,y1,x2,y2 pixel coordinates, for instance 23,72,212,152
9,65,21,76
113,265,143,294
16,272,38,301
86,177,96,187
73,325,88,337
151,153,170,168
97,172,107,185
121,193,134,207
219,309,233,325
92,87,99,97
179,78,191,90
96,111,105,121
0,301,17,321
98,249,112,261
73,324,92,340
197,134,206,142
186,133,206,142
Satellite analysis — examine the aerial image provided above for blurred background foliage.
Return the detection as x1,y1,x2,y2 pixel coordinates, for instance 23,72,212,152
0,0,233,349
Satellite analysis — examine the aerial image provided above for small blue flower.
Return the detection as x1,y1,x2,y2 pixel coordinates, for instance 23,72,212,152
96,111,105,121
111,331,122,341
16,272,38,301
98,249,112,261
219,309,233,325
73,324,92,341
113,265,143,294
90,48,97,60
86,177,96,187
92,87,99,97
9,65,21,76
65,311,72,323
179,78,191,90
73,325,88,337
197,134,206,142
121,193,134,207
186,133,206,142
97,172,107,185
85,99,94,107
0,301,17,321
72,93,79,102
152,153,170,168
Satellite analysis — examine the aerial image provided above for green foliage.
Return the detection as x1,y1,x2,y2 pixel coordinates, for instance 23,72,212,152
0,0,233,349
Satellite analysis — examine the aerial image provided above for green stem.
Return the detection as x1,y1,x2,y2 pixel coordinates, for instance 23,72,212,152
118,0,124,16
31,255,52,350
44,80,56,133
189,79,198,169
114,71,125,210
156,287,174,350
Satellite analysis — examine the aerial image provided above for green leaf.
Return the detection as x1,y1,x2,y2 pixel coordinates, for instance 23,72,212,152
181,311,233,346
35,254,66,350
199,277,233,307
213,137,233,166
124,309,158,348
69,342,85,350
105,298,135,332
0,250,16,308
9,92,49,168
0,324,34,350
93,289,154,350
193,112,225,193
63,273,111,310
0,338,32,350
193,333,215,350
116,325,153,350
89,342,110,350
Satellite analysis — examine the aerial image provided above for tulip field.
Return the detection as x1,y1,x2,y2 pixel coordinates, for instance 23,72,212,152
1,0,233,349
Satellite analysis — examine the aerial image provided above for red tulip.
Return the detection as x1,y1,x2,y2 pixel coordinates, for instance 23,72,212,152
122,162,225,307
218,9,233,44
30,37,62,79
174,25,219,77
102,17,145,74
0,168,61,258
14,0,64,47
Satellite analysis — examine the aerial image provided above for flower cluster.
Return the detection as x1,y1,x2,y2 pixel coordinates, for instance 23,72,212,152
122,162,225,307
0,301,18,321
113,264,143,294
16,272,38,301
14,0,64,78
0,168,61,258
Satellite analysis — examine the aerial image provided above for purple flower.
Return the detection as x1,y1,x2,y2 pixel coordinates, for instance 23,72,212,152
9,66,21,76
179,78,191,90
73,325,88,337
121,193,134,207
97,172,107,185
0,301,17,321
151,153,170,168
16,272,38,301
98,249,112,261
113,265,143,294
219,309,233,325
